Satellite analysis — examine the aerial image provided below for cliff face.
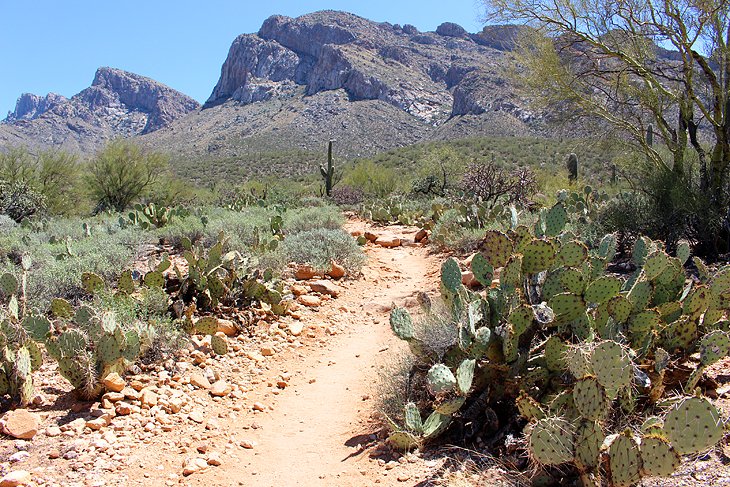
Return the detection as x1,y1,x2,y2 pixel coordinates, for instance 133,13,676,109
0,67,199,153
203,11,532,126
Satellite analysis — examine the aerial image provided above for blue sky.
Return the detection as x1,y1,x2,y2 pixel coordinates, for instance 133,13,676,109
0,1,486,116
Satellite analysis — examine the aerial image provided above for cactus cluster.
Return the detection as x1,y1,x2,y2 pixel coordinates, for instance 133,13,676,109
123,203,189,229
32,301,152,399
388,203,730,484
0,260,43,406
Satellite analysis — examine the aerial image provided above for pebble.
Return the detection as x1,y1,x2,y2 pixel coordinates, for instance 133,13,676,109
102,372,126,393
210,381,232,397
0,470,31,487
190,373,212,390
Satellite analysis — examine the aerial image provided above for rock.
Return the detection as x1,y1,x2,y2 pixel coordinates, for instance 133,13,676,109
2,410,40,440
0,470,31,487
290,284,308,296
8,451,29,463
102,392,124,403
240,439,257,449
364,231,379,242
210,381,232,397
188,411,205,424
182,457,209,476
140,389,159,407
375,235,402,248
294,265,317,280
288,321,304,336
414,229,428,242
252,402,267,412
297,295,321,307
260,345,276,357
102,372,126,392
309,280,342,297
461,271,479,288
44,426,61,437
86,417,109,431
1,67,199,154
327,262,346,279
115,402,133,416
436,22,468,37
207,452,223,466
190,373,212,390
216,319,238,337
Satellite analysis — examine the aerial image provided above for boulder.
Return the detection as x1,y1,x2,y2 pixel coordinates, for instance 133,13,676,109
327,262,346,279
294,265,318,280
102,372,125,393
309,280,342,297
2,410,40,440
375,235,402,248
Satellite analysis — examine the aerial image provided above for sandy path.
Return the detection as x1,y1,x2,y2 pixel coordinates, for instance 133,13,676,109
186,222,440,486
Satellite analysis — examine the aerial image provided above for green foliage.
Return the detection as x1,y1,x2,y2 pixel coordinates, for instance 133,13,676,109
86,140,169,212
386,220,730,485
282,205,344,235
0,179,46,222
343,160,401,197
319,140,341,197
277,228,365,273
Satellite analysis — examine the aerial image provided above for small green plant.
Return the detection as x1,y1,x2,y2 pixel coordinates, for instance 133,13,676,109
124,202,189,229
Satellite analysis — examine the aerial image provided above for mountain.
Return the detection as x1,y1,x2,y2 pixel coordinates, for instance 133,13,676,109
137,11,549,175
0,67,200,153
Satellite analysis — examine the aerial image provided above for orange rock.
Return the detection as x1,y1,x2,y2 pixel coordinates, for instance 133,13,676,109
298,295,321,307
309,280,342,297
414,229,428,242
2,410,40,440
364,231,379,242
327,262,346,279
294,265,317,280
375,235,402,248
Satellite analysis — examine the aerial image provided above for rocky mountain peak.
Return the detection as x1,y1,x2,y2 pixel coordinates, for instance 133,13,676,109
1,67,200,153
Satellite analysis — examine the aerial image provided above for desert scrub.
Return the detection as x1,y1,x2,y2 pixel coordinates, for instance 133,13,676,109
275,228,365,273
431,209,495,253
283,205,344,235
0,218,148,308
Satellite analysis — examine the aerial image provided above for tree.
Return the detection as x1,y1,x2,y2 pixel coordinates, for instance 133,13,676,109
483,0,730,252
86,140,168,212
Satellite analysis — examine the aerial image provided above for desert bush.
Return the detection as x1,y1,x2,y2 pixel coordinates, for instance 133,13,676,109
283,206,344,235
276,228,365,272
461,161,536,208
430,209,487,252
86,140,168,212
0,180,46,222
344,160,400,197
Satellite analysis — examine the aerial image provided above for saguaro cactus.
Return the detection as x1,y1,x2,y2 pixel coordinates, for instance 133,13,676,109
320,140,339,197
567,153,578,184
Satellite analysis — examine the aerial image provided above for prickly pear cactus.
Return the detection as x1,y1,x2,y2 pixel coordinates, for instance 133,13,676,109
528,418,575,465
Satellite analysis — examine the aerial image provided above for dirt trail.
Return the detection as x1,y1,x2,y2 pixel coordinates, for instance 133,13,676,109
196,221,440,486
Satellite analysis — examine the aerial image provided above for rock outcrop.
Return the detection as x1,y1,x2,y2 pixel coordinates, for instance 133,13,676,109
1,67,199,153
203,10,530,125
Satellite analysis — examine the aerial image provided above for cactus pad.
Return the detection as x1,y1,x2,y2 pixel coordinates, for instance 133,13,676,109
435,397,466,415
50,298,74,319
500,255,523,289
628,279,653,311
676,242,691,265
544,204,567,236
390,308,414,341
404,402,423,433
699,330,730,366
0,273,18,296
598,233,617,263
456,359,475,395
81,272,104,294
388,431,418,450
640,436,679,477
591,341,632,397
560,269,586,295
501,324,518,363
211,334,228,355
566,346,593,379
557,241,589,268
118,270,135,295
573,377,610,421
441,258,462,292
664,397,723,455
549,293,586,322
422,411,451,438
575,420,604,471
509,306,533,337
517,391,545,421
585,276,621,304
478,231,513,268
640,416,664,435
22,316,51,341
144,271,164,289
607,296,632,324
544,336,568,372
632,237,650,266
644,251,670,281
607,432,642,487
195,317,218,335
58,330,88,356
522,239,556,274
427,364,457,395
470,253,494,287
528,418,575,465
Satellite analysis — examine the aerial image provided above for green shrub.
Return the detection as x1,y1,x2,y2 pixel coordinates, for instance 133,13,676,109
0,180,46,222
283,206,344,235
276,228,365,272
344,160,401,197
